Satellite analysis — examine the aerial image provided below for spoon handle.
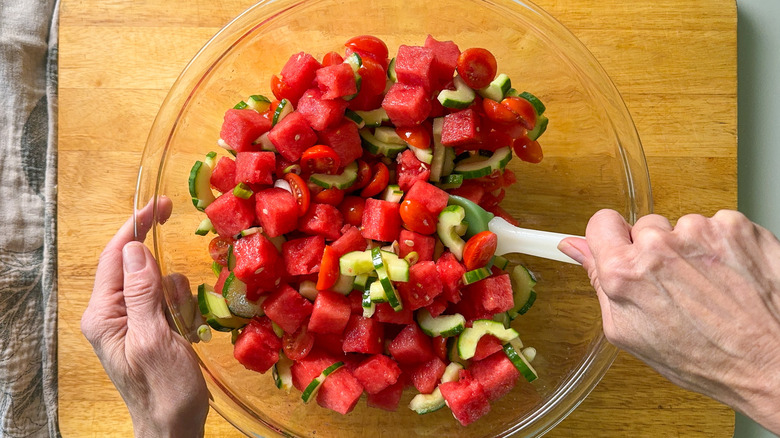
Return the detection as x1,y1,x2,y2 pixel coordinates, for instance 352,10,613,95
489,217,582,265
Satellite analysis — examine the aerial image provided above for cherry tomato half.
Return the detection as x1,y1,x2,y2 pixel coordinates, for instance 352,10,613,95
283,172,311,216
350,159,372,191
208,236,234,266
339,196,366,226
501,97,537,130
395,123,431,149
316,246,340,291
321,51,344,67
345,35,389,67
357,57,388,96
282,325,315,361
270,75,296,102
360,162,390,198
483,98,519,125
512,136,544,164
399,199,438,235
462,231,498,271
456,48,497,89
301,145,341,175
313,187,345,206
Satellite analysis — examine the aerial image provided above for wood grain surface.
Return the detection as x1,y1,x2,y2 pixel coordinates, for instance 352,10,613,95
58,0,737,436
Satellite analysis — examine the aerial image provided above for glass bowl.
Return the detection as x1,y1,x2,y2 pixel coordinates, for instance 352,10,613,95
135,0,652,436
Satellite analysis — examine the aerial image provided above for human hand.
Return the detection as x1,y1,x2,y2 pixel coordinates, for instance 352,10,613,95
81,198,209,437
558,209,780,435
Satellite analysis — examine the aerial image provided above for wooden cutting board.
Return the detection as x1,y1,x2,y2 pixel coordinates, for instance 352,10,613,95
57,0,737,436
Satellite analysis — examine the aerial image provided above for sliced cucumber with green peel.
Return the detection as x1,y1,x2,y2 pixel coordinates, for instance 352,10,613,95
246,94,271,112
437,173,463,190
222,273,262,318
492,255,510,271
526,114,548,141
437,205,467,260
211,261,222,277
309,161,358,190
188,160,216,211
408,362,463,414
453,147,512,180
462,267,491,285
273,352,294,391
428,117,447,182
330,273,356,295
518,91,546,116
272,98,293,126
382,184,404,203
477,73,512,101
371,247,402,311
387,57,397,82
226,244,236,271
360,129,408,158
233,100,248,109
354,108,389,127
374,126,406,144
195,218,214,236
408,144,433,165
457,319,520,360
353,273,374,290
198,284,248,332
340,250,375,276
254,132,277,151
301,362,344,403
417,309,465,338
382,251,410,282
344,109,366,128
508,265,538,319
438,75,476,109
503,342,538,382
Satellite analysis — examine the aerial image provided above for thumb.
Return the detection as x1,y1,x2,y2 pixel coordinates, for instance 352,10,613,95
122,241,167,331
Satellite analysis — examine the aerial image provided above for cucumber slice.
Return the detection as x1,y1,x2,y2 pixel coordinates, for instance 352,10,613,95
492,311,511,328
382,184,404,203
447,337,467,365
344,109,366,128
492,255,510,271
309,161,358,189
457,319,520,360
340,250,375,276
441,145,456,177
428,117,446,182
353,273,373,290
298,280,318,301
374,126,406,144
354,108,390,127
360,129,408,158
233,100,248,109
198,284,248,332
222,273,263,318
436,173,463,190
387,57,397,82
453,147,512,179
239,227,262,237
246,94,272,112
417,309,466,338
408,361,463,415
518,91,546,116
367,280,388,303
462,267,491,285
441,361,464,383
503,342,538,382
437,205,467,260
204,151,218,169
254,132,277,151
211,261,222,277
226,244,236,271
330,273,356,295
272,352,294,392
188,160,216,211
437,75,476,109
233,182,254,199
526,114,548,141
408,145,433,165
477,73,512,101
344,52,363,73
272,98,293,126
371,247,402,311
301,361,344,403
508,265,538,319
195,218,214,236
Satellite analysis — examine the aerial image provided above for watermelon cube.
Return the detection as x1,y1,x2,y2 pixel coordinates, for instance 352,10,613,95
436,251,466,303
382,83,431,127
470,351,521,401
394,45,436,91
348,290,364,315
374,301,414,325
441,109,481,148
366,377,405,411
361,198,401,242
330,224,368,258
268,111,318,162
316,367,364,415
308,290,352,334
424,35,460,89
316,63,358,100
313,332,348,358
404,180,449,217
352,354,402,394
317,119,363,165
280,52,323,104
232,232,283,291
448,179,485,205
425,295,449,318
342,315,385,354
255,187,299,237
210,156,237,193
296,88,349,131
234,151,275,186
464,273,514,315
472,334,504,362
408,357,447,394
398,229,435,262
204,192,256,237
439,370,491,426
233,316,282,374
388,324,434,364
282,235,326,276
219,109,272,152
291,348,341,392
396,149,431,192
396,261,443,311
262,283,314,334
298,203,344,241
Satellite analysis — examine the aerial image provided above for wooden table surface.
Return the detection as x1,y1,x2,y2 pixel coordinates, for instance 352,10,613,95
57,0,737,436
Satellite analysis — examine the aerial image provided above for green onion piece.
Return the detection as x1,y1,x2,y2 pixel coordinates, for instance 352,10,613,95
197,324,213,342
404,251,419,266
283,164,302,175
233,182,254,199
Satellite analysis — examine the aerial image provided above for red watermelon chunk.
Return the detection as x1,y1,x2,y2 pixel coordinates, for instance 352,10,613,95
291,348,341,392
398,229,435,262
234,151,275,186
424,35,460,90
374,301,414,325
317,119,363,165
472,334,504,361
436,251,466,303
408,357,447,394
342,315,385,354
299,203,344,240
316,367,364,415
348,290,364,315
280,52,322,104
308,290,352,334
233,316,281,374
220,109,272,152
382,82,431,127
210,156,237,193
282,235,326,276
449,179,485,205
204,192,256,237
331,224,368,257
388,323,434,364
268,111,318,162
255,187,299,237
425,295,449,318
439,370,491,426
396,261,443,311
313,333,347,358
262,283,314,334
405,180,449,216
352,354,402,394
232,232,283,291
470,351,521,401
316,63,358,100
394,45,436,91
465,274,514,315
366,377,405,411
296,88,349,131
441,109,481,148
361,198,401,242
396,149,431,192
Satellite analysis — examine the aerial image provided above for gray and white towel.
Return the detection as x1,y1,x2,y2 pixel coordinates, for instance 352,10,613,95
0,1,60,436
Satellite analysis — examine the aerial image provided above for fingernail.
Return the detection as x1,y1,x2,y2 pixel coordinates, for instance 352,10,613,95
558,240,585,264
123,242,147,273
